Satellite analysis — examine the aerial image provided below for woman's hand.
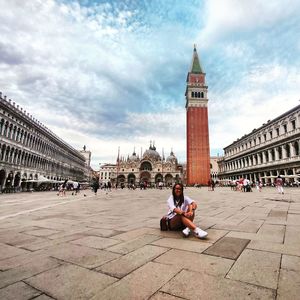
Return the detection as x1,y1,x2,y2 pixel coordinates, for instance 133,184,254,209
184,211,193,217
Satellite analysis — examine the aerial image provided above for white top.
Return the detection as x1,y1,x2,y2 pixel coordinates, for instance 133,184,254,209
166,195,194,219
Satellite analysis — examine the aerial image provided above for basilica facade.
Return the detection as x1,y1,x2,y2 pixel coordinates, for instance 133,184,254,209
99,143,183,187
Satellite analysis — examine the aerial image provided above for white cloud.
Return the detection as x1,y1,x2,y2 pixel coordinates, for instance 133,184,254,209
1,0,300,170
209,62,300,152
199,0,300,46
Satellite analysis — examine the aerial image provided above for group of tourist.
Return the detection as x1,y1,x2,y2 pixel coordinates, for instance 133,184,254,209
229,175,286,194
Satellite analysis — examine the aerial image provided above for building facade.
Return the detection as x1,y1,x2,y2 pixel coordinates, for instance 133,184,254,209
185,46,210,185
218,105,300,184
99,143,183,187
0,92,88,192
99,163,115,184
210,156,220,182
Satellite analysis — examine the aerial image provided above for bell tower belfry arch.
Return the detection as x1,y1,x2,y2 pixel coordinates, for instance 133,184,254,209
185,45,210,185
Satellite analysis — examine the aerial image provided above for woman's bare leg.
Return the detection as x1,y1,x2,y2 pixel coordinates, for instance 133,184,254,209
181,212,196,230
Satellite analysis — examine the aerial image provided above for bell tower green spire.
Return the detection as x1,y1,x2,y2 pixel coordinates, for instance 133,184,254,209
190,44,204,73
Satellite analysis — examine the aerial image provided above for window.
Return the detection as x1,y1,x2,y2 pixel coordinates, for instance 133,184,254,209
269,131,273,139
258,137,261,144
283,124,287,133
264,134,267,141
276,128,279,136
291,120,296,130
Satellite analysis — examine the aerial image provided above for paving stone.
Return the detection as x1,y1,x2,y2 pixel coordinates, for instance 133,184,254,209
149,292,183,299
284,225,300,245
0,232,44,247
92,262,181,300
106,234,161,254
268,210,287,218
20,233,88,251
70,236,121,249
23,228,60,237
247,240,300,256
0,243,29,260
112,227,157,241
277,269,300,300
0,251,47,271
287,214,300,225
96,245,168,278
32,295,55,300
277,255,300,299
0,281,41,300
0,256,61,288
200,228,228,243
44,243,120,268
161,269,275,299
256,223,285,243
25,264,117,300
85,228,123,237
227,249,280,289
203,237,250,260
151,237,211,253
154,249,234,276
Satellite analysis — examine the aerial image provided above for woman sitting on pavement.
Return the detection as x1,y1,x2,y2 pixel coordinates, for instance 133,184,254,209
166,183,208,239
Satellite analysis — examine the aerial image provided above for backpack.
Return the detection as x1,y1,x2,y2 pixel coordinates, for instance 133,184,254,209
160,216,169,231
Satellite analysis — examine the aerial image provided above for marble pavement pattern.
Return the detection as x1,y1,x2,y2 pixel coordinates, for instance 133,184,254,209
0,186,299,299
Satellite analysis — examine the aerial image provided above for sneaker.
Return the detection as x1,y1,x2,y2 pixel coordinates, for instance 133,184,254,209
194,228,208,239
182,227,191,237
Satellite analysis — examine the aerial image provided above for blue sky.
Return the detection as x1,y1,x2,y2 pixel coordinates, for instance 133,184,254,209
1,0,300,169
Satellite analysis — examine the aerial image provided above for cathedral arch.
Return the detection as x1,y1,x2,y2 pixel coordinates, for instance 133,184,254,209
117,175,125,185
127,173,136,185
14,172,21,188
140,171,151,185
0,169,6,190
140,161,152,171
165,174,173,187
155,173,163,183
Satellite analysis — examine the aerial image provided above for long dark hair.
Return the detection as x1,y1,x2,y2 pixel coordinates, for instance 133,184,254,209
172,183,184,207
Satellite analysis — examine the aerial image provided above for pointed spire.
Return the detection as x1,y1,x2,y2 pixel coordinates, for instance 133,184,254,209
190,44,204,73
117,146,120,163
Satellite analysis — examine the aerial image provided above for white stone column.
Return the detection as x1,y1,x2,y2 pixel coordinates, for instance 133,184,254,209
282,145,287,159
290,142,295,157
275,147,279,160
262,152,267,164
257,154,260,165
267,149,272,162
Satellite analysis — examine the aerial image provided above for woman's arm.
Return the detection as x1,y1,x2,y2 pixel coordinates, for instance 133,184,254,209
173,207,185,215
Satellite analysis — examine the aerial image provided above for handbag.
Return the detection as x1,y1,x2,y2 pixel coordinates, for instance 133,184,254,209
160,216,169,231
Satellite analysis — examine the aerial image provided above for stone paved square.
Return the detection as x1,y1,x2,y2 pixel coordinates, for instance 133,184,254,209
0,187,299,299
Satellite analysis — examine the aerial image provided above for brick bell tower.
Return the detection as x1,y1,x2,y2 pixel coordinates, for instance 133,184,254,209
185,45,210,186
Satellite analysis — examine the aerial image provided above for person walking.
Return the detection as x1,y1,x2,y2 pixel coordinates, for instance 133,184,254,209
275,175,284,194
92,181,100,195
164,183,208,239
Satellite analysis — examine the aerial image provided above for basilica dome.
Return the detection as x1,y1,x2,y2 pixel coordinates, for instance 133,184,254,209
166,150,177,163
129,151,139,162
143,144,161,161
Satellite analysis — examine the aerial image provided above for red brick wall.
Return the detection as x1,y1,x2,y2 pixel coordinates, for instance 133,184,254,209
187,107,210,185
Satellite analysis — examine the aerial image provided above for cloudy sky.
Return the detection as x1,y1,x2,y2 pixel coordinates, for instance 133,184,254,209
1,0,300,169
